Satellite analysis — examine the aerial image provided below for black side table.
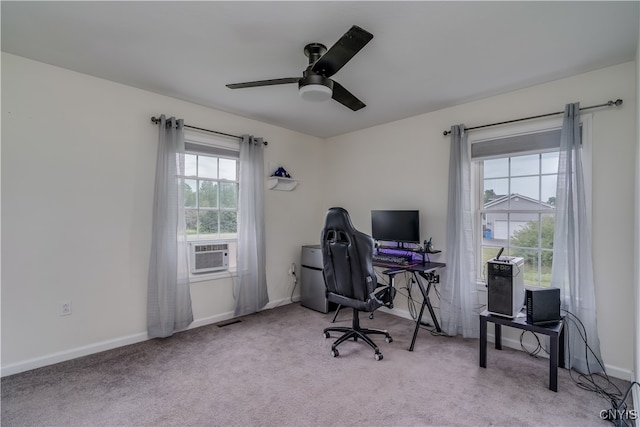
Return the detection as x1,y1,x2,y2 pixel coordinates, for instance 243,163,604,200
479,310,565,392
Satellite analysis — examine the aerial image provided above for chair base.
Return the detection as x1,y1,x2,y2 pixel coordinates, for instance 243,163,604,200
323,307,392,360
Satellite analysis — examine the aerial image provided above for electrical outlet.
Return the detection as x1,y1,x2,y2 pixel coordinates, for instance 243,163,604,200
60,300,72,316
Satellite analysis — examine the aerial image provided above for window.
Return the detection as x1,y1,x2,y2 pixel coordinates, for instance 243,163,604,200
181,133,240,272
479,152,558,287
471,117,591,288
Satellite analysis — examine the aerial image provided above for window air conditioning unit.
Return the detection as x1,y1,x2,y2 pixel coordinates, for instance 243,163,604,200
190,242,229,273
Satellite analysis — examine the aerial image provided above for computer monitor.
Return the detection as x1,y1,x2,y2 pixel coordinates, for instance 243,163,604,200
371,210,420,244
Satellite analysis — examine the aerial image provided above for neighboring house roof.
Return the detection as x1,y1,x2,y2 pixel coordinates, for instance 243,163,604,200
484,193,554,210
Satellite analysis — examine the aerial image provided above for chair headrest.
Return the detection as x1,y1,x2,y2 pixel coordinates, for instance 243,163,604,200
323,207,357,233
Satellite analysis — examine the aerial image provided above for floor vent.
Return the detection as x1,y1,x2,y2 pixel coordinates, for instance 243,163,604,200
217,319,241,328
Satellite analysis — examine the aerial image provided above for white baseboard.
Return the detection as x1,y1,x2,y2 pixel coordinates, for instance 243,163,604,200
188,311,235,329
378,305,413,321
1,332,149,378
4,300,632,384
2,314,235,377
264,296,299,309
1,301,295,378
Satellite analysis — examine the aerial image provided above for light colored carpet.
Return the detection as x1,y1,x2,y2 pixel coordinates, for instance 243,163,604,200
1,303,629,426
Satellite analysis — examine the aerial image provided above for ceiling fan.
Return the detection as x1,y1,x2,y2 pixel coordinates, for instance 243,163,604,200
226,25,373,111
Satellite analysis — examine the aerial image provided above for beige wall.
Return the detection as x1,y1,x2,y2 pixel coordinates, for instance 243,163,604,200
2,52,637,379
324,61,637,378
1,53,325,373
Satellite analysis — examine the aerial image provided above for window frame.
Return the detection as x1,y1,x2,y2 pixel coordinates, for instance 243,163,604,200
182,131,241,281
468,114,592,289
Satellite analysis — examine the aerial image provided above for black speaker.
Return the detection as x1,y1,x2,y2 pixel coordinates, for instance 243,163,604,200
488,275,514,315
525,287,561,325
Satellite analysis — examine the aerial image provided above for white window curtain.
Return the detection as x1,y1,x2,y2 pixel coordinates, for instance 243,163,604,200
551,103,603,374
440,124,480,338
147,115,193,338
234,135,269,316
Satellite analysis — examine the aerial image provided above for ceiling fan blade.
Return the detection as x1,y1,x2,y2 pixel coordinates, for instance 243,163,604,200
331,80,366,111
226,77,299,89
311,25,373,78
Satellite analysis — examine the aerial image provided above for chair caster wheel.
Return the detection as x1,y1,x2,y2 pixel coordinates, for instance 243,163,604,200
374,352,383,361
323,331,330,339
386,336,393,343
331,349,339,357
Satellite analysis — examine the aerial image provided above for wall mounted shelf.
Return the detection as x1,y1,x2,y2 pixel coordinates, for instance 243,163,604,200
267,177,298,191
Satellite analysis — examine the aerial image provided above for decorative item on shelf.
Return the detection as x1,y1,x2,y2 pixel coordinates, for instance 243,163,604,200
423,238,441,254
273,167,291,178
267,165,298,191
425,238,433,253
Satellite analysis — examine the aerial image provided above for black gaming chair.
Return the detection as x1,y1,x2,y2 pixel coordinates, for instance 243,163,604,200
321,207,393,360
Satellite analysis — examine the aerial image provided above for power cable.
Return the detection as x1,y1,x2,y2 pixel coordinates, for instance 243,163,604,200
559,309,629,424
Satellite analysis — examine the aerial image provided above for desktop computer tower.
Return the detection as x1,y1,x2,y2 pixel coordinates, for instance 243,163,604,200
487,256,524,318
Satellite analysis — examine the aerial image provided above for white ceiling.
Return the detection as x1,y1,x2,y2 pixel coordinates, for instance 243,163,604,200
2,1,638,138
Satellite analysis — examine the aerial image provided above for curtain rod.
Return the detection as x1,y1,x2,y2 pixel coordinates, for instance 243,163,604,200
150,116,268,145
442,99,623,136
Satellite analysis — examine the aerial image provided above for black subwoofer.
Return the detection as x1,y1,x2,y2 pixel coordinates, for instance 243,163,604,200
525,287,561,325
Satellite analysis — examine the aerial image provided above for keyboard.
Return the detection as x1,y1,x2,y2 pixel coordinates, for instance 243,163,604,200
372,254,411,266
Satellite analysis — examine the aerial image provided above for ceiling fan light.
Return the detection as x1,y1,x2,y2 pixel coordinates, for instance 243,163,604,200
299,84,332,102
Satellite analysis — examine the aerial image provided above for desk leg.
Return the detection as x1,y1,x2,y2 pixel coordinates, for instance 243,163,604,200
409,300,427,352
480,316,487,368
494,324,502,350
549,332,559,392
416,272,442,332
424,285,442,332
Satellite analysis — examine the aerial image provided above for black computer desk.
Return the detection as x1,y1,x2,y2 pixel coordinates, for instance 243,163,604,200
375,261,446,351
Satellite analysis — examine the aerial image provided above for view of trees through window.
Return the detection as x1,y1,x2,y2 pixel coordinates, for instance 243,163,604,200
182,153,238,240
480,152,558,287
